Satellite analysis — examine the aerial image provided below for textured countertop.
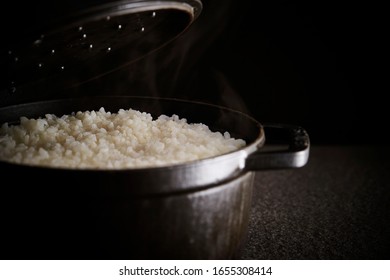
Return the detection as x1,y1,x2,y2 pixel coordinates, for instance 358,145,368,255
240,146,390,260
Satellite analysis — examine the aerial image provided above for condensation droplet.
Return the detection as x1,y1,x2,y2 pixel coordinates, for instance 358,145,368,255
140,27,145,32
106,47,111,52
106,16,111,21
51,49,55,55
78,26,83,31
8,50,12,55
34,39,42,46
89,44,93,49
152,12,156,18
38,63,43,68
60,66,65,70
14,57,19,62
117,24,122,30
82,34,87,39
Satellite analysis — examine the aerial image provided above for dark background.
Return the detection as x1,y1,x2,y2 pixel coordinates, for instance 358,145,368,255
178,0,384,145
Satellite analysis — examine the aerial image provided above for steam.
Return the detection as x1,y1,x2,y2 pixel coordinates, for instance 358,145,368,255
79,0,250,114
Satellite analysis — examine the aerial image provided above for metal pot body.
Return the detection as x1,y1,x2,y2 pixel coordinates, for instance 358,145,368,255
1,170,254,259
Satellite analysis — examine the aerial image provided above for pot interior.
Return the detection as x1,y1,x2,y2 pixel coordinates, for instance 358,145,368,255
0,96,261,143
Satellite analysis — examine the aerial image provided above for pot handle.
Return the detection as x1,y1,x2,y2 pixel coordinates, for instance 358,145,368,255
245,124,310,170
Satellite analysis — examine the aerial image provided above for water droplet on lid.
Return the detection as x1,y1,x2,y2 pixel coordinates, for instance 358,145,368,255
106,47,111,52
51,49,55,55
34,39,42,46
89,44,93,49
106,16,111,21
140,27,145,32
152,12,156,18
117,24,122,30
14,57,19,62
78,26,83,31
60,66,65,70
38,63,43,68
82,34,87,39
8,50,12,55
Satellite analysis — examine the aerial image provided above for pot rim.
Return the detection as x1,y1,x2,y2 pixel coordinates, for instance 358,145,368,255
0,96,265,172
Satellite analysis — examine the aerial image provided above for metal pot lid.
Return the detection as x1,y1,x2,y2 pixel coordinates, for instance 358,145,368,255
0,0,202,98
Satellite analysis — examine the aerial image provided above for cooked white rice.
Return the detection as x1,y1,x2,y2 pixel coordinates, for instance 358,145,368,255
0,107,246,169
